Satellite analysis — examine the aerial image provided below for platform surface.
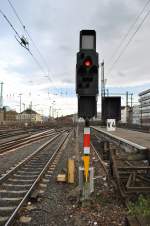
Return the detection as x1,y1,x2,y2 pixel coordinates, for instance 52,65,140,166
92,126,150,150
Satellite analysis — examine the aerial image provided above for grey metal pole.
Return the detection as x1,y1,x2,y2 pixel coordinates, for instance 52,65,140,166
30,101,32,126
19,94,22,114
0,82,4,108
131,93,133,108
23,103,25,111
49,106,51,117
19,94,22,125
126,91,128,123
101,61,105,97
53,108,55,118
101,61,105,122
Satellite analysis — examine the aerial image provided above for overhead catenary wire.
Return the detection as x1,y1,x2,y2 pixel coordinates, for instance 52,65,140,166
8,0,48,68
108,8,150,73
2,1,72,98
7,0,25,29
108,0,150,66
7,0,55,85
0,8,47,76
0,8,21,40
28,49,47,75
8,0,75,99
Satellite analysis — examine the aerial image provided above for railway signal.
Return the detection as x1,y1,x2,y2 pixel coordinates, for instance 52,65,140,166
76,30,99,119
76,30,99,198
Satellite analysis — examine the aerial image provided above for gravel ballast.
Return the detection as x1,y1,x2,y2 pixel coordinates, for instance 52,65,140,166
14,127,127,226
0,136,55,178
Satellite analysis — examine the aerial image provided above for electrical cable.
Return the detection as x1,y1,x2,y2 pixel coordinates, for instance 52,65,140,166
0,8,21,39
27,49,47,74
7,0,25,29
108,0,150,66
2,1,69,98
0,8,48,82
7,0,55,84
108,8,150,73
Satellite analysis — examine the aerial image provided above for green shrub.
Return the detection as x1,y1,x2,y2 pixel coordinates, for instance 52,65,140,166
128,195,150,217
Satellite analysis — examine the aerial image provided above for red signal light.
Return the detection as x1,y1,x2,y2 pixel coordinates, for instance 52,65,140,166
84,59,92,67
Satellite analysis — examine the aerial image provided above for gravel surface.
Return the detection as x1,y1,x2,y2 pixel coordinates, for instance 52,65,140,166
0,136,55,178
0,133,30,144
13,126,127,226
0,129,49,144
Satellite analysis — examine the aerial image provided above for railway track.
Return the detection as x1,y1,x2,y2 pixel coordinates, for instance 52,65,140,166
0,129,70,226
91,141,108,177
0,129,57,154
0,129,32,139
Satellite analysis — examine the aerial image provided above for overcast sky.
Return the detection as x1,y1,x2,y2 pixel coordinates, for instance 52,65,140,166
0,0,150,116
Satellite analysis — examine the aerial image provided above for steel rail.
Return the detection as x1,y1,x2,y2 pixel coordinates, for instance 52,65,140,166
0,129,53,147
0,130,56,154
91,142,108,176
0,132,60,184
4,132,69,226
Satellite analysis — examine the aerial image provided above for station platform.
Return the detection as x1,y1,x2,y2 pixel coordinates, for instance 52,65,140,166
91,126,150,152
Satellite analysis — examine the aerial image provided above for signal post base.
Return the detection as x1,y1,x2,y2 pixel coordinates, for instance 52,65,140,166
79,167,94,200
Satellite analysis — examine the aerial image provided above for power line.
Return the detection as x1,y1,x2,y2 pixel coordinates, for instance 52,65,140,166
8,0,47,66
7,0,54,84
2,1,66,98
0,8,47,76
7,0,25,29
108,0,150,66
108,8,150,73
28,49,47,75
0,8,21,39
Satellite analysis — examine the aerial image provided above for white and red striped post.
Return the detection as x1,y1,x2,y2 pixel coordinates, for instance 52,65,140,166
83,127,90,182
83,127,90,155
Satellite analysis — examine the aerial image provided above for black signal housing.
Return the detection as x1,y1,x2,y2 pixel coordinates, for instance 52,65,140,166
76,30,99,119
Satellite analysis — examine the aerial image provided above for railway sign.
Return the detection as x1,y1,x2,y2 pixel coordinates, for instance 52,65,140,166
102,96,121,122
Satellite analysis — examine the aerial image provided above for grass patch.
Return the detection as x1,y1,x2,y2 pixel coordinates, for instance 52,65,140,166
128,195,150,217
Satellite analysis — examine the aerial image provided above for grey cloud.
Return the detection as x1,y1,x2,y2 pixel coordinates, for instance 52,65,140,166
118,71,126,77
93,0,138,40
1,0,150,90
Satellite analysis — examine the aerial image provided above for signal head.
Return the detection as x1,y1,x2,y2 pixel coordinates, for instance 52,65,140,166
84,59,92,67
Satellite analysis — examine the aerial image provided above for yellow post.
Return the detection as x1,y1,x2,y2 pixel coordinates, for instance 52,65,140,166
83,155,90,182
67,159,75,183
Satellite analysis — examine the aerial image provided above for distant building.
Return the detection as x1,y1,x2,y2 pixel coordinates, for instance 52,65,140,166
0,108,4,125
18,109,43,124
132,105,141,125
121,106,126,123
4,110,18,122
139,89,150,126
0,108,18,125
57,115,73,125
121,106,131,123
